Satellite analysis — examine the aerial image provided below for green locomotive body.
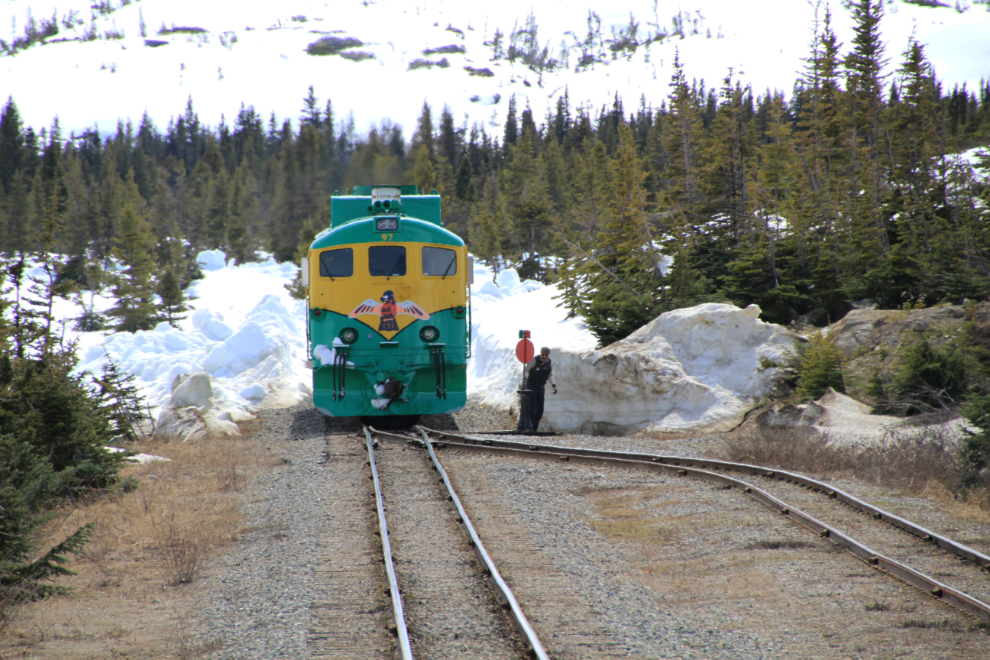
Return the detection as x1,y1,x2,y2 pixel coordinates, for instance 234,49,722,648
303,185,471,418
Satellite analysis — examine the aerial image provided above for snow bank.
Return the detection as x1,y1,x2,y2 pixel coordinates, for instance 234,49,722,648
469,273,800,435
72,253,311,439
12,250,799,441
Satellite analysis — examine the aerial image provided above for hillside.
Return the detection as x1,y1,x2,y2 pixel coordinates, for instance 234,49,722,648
1,0,989,138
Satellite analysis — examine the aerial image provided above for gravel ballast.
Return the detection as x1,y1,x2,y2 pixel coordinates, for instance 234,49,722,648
189,399,990,659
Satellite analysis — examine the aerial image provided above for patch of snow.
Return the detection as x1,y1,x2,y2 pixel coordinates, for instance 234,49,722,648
2,1,987,141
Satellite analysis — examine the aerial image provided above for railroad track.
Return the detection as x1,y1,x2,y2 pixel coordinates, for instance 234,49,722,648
361,425,549,659
397,426,990,628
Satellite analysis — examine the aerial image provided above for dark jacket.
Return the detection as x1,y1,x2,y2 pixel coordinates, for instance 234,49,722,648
525,356,554,388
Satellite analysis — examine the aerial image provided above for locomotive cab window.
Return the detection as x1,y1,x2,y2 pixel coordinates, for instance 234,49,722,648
422,246,457,277
320,248,353,278
369,245,406,277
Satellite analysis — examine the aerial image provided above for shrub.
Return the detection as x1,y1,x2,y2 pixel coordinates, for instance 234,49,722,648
340,51,376,62
961,392,990,483
157,26,206,36
0,242,139,620
306,36,362,56
408,58,450,71
423,44,465,55
724,423,963,496
889,339,966,414
464,66,495,77
794,331,845,401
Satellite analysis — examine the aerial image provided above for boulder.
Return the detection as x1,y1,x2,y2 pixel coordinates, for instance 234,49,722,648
171,372,213,408
155,406,241,442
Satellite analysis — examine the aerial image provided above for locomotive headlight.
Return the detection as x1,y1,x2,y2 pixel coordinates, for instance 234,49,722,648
419,326,440,342
339,327,359,344
375,217,399,231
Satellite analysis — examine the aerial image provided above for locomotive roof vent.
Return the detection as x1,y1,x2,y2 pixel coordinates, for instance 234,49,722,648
371,186,401,204
369,185,404,215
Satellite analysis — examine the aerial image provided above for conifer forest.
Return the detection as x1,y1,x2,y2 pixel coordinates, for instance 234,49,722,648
0,6,990,350
1,2,988,345
1,0,990,613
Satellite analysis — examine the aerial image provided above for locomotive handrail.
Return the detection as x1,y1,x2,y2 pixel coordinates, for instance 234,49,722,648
466,285,472,359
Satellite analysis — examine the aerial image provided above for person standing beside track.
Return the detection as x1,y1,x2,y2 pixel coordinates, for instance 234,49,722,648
525,347,557,431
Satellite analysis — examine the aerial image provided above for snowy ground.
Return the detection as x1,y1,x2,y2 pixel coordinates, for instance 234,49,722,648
11,250,971,441
2,0,988,141
10,250,777,436
18,251,594,434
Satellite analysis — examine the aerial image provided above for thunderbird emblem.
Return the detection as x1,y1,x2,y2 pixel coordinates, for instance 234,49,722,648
349,290,430,332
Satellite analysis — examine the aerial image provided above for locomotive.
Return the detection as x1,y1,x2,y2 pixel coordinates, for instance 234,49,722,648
302,185,472,419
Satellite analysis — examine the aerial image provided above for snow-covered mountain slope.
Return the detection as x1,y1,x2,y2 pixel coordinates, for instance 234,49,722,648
2,0,988,138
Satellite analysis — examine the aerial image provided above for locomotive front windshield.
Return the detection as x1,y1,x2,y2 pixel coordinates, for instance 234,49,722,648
422,246,457,277
320,248,353,278
369,245,406,277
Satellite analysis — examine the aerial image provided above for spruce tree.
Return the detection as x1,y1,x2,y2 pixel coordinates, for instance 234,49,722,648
792,5,849,323
412,101,435,162
500,125,552,279
795,331,845,401
582,125,663,345
300,85,322,128
226,169,253,264
156,237,189,328
107,204,158,332
470,175,509,280
841,0,890,302
2,170,31,255
206,167,231,250
0,96,24,193
412,145,436,193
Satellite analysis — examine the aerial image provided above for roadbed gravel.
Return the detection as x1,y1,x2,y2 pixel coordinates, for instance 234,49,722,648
189,399,990,659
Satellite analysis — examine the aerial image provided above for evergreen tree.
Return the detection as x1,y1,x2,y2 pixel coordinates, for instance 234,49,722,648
795,330,845,401
841,0,890,301
412,144,436,193
501,125,552,279
792,5,849,323
411,101,435,162
300,85,322,128
205,167,231,250
226,166,254,264
156,234,190,328
106,204,158,332
503,94,519,154
2,170,32,255
0,96,24,193
438,105,459,168
470,174,510,279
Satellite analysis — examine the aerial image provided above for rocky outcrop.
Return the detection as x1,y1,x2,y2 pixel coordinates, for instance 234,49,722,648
155,372,249,442
823,302,987,402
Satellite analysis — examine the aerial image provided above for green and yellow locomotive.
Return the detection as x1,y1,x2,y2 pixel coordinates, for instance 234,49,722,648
302,185,471,418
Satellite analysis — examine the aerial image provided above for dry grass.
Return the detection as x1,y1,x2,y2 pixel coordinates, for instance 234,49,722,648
725,424,979,495
583,486,680,542
0,433,274,659
721,423,990,544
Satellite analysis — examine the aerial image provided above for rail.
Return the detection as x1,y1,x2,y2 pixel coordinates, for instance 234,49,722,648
406,428,990,625
362,426,414,659
368,426,552,659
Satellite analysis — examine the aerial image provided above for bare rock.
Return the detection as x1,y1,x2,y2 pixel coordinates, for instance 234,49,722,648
171,372,213,409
